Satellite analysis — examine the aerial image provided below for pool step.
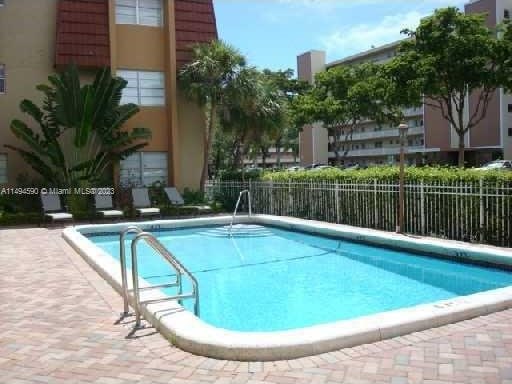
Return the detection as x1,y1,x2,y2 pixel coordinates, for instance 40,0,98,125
199,225,273,238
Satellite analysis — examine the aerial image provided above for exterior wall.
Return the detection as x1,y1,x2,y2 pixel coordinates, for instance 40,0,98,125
115,25,166,70
469,90,501,148
0,0,57,186
424,102,451,151
297,51,328,166
176,89,205,190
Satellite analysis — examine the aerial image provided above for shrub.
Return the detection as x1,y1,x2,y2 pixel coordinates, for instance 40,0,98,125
260,166,512,184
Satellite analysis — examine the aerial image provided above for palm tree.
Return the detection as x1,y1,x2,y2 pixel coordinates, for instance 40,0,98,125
5,65,150,187
179,40,246,192
221,68,286,172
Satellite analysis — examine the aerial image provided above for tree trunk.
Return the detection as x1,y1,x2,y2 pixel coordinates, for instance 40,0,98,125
457,107,465,168
261,150,267,168
200,103,217,193
458,132,465,168
276,146,281,167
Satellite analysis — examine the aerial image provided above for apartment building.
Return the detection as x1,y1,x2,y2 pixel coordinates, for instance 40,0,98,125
298,0,512,167
0,0,217,189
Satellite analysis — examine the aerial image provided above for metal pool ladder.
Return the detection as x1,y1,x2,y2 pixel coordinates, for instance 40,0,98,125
119,226,200,328
228,189,252,235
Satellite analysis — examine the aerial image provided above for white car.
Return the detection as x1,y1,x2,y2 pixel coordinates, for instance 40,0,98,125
477,160,512,170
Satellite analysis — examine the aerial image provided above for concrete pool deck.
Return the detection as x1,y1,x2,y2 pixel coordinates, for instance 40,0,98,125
2,228,512,383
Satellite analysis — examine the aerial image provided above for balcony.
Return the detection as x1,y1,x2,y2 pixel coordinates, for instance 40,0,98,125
331,126,424,142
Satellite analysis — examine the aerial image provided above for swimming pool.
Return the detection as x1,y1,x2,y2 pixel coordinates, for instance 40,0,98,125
63,215,512,360
88,224,512,332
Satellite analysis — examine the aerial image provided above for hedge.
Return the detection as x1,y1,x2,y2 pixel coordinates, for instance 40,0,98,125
260,166,512,183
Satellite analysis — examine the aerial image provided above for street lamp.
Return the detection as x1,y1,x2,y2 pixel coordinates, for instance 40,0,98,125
397,123,409,234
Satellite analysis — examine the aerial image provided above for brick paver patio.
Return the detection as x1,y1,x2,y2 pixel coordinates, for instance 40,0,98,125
1,227,512,383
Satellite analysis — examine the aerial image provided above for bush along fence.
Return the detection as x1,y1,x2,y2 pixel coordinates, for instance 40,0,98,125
206,176,512,247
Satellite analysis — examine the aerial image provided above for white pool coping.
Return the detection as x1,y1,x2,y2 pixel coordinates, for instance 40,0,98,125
63,215,512,361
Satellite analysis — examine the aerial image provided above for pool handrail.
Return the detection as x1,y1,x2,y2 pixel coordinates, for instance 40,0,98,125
229,190,252,235
119,225,143,315
130,231,200,328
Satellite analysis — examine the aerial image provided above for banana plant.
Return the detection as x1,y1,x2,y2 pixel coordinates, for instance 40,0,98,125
5,65,151,187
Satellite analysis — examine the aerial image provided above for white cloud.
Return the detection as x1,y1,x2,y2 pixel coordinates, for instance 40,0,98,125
320,10,425,57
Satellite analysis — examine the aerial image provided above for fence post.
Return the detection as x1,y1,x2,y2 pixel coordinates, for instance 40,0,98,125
373,180,378,228
288,180,292,216
249,179,253,214
420,181,425,235
479,178,484,243
270,181,274,215
335,182,340,223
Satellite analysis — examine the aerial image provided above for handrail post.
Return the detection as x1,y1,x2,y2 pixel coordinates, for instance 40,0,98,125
229,189,251,235
131,235,143,328
119,225,142,316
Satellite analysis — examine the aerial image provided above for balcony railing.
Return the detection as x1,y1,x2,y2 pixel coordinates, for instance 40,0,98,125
328,145,428,158
330,126,424,142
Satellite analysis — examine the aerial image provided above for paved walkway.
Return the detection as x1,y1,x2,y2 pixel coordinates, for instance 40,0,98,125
1,228,512,383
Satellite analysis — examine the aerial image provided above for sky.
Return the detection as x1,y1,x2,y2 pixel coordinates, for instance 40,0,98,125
214,0,467,73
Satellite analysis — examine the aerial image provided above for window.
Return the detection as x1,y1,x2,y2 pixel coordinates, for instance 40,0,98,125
120,152,168,187
375,142,383,148
0,1,4,7
0,64,5,94
508,128,512,137
117,70,165,106
116,0,163,26
508,104,512,113
0,154,6,184
505,9,510,19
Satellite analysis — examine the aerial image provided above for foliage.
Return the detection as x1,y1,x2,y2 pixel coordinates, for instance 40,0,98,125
292,63,405,165
391,7,512,166
5,65,151,187
261,166,512,183
220,67,288,169
217,168,264,181
182,188,208,205
179,40,246,191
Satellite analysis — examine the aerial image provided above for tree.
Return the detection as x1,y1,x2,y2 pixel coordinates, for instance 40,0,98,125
179,40,246,192
5,65,150,187
220,68,287,172
293,63,402,166
262,69,309,167
393,7,512,167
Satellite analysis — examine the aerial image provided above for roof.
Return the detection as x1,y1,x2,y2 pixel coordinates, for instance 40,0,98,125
55,0,110,68
326,39,406,69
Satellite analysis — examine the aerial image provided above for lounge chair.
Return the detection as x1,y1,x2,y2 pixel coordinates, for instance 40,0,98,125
94,193,124,219
164,187,212,212
132,188,161,217
41,193,73,223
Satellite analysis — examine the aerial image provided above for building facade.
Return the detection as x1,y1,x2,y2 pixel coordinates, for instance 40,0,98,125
0,0,217,190
298,0,512,167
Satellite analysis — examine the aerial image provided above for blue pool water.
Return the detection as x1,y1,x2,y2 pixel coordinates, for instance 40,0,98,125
88,224,512,332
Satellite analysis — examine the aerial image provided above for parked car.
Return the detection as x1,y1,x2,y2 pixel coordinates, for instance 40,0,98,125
477,160,512,171
304,163,326,170
287,166,303,172
312,165,335,171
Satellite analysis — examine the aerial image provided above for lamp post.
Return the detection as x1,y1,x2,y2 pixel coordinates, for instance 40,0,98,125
397,123,409,234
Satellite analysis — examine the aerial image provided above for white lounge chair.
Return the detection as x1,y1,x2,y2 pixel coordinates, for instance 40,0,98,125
41,193,73,223
164,187,211,212
94,193,124,219
132,188,161,217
